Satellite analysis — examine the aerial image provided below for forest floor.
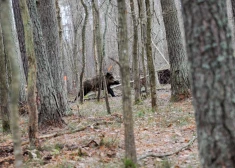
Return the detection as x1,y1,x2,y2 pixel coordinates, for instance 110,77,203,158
0,85,200,168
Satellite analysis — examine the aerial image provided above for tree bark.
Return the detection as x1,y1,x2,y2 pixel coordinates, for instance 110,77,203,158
37,0,68,114
117,0,137,165
103,0,111,114
92,3,99,76
12,0,28,80
183,1,235,167
138,0,148,96
0,0,23,166
80,0,88,104
0,20,10,133
229,0,235,50
19,0,39,148
11,0,28,104
92,0,103,102
27,0,65,128
145,0,157,111
130,0,141,104
160,0,190,101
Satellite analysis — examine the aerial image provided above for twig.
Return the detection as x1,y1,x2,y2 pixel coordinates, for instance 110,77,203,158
109,57,121,67
151,39,170,65
138,136,197,160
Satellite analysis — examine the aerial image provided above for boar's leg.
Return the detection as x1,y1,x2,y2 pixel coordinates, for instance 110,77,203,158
107,87,116,97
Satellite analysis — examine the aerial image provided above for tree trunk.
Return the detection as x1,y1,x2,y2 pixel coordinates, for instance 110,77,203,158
92,3,99,76
117,0,137,165
183,1,235,167
0,0,23,166
92,0,103,102
12,0,28,80
130,0,141,104
229,0,235,50
37,0,68,114
80,0,88,104
138,0,148,96
160,0,190,101
19,0,39,148
55,0,62,42
0,20,10,133
27,0,65,128
11,0,28,104
103,0,111,114
145,0,157,111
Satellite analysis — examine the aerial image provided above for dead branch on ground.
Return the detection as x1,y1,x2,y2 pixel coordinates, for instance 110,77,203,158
138,136,197,160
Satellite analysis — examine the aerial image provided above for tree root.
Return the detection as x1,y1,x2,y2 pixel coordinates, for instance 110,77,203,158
138,136,197,160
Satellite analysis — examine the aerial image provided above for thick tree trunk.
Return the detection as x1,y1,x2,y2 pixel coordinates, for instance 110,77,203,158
27,0,65,128
145,0,157,111
183,1,235,167
117,0,137,165
229,0,235,50
130,0,141,104
160,0,190,101
0,0,23,166
37,0,68,114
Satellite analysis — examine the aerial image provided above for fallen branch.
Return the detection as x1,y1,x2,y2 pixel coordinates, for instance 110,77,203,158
138,136,197,160
0,121,114,149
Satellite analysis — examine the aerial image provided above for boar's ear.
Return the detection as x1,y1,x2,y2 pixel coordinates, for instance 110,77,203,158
108,65,113,72
106,72,112,77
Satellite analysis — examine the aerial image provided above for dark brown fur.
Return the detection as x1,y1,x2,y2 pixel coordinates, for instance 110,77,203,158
74,72,120,101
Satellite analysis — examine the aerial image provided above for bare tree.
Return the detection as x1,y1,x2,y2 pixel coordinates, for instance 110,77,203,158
130,0,141,104
183,0,235,166
0,0,23,166
19,0,39,147
92,0,103,101
103,0,111,114
160,0,190,101
80,0,88,104
117,0,137,165
138,0,148,96
145,0,157,111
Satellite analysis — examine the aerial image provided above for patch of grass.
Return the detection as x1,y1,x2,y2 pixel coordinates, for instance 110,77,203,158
123,158,136,168
137,110,145,117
